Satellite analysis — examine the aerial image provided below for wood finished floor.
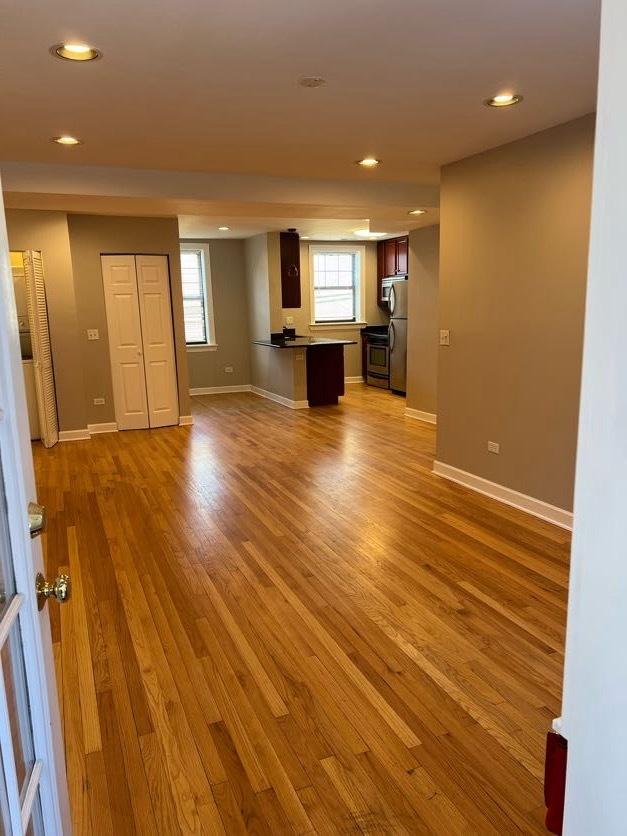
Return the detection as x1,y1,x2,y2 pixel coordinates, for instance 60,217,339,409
34,384,570,834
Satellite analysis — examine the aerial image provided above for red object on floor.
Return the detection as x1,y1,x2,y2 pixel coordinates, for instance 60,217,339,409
544,731,568,834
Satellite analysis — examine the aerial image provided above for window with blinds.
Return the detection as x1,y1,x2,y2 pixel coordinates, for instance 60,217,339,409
180,245,214,346
311,248,361,323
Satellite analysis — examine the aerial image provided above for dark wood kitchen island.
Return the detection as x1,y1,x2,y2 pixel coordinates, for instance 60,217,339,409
251,336,356,407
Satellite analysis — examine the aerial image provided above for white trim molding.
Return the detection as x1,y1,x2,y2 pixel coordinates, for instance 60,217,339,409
432,460,573,530
309,322,366,331
186,344,218,353
58,428,91,442
345,376,364,384
405,408,437,425
190,385,252,395
87,422,118,435
251,387,309,410
178,415,194,426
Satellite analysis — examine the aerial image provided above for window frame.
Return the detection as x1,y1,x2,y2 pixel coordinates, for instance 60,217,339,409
180,242,217,351
308,244,366,329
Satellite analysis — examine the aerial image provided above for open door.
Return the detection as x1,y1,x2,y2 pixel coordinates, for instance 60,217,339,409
22,252,58,448
0,186,71,832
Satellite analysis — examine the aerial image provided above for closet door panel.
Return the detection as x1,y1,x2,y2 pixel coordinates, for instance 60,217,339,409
135,256,179,428
101,256,150,430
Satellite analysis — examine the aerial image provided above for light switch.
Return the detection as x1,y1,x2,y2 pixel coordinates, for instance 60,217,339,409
439,329,450,346
87,329,100,341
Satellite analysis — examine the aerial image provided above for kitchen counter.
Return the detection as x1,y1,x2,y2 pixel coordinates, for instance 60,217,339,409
252,336,356,349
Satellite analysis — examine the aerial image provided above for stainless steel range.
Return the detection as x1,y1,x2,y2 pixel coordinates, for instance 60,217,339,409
365,330,390,388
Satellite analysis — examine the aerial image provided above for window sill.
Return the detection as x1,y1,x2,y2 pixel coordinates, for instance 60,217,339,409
309,322,366,331
186,344,218,352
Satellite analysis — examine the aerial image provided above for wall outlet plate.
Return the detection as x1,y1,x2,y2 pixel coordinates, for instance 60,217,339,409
439,329,450,346
93,397,105,406
224,365,234,374
87,329,100,341
487,440,500,454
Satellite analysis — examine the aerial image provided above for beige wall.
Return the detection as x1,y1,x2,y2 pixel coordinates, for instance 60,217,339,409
437,115,595,510
244,233,273,341
249,345,307,402
5,209,87,432
282,241,387,377
67,214,190,425
182,239,250,389
406,226,439,415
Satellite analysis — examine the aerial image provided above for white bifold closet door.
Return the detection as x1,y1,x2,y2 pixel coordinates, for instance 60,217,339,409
101,255,179,430
22,251,59,448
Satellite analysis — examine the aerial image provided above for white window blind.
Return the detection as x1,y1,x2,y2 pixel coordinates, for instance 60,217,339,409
312,250,360,323
180,246,214,345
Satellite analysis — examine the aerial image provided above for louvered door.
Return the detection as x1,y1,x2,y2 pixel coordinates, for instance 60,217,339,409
22,252,58,448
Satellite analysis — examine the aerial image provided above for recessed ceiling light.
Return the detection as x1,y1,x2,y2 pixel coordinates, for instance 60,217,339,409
51,135,82,145
301,236,311,240
354,229,387,238
484,92,522,108
51,42,102,61
298,76,326,88
408,209,427,216
357,158,380,168
217,226,230,231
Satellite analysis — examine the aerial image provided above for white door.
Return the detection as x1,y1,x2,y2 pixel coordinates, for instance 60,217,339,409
0,187,71,833
135,256,179,429
101,255,150,431
22,252,58,448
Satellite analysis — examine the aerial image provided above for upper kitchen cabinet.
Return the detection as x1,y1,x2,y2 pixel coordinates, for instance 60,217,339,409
280,231,301,308
377,235,409,308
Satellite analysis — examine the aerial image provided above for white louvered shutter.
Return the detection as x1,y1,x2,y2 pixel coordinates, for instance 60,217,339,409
23,251,59,447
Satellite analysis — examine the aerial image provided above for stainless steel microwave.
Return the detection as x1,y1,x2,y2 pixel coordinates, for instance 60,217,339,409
381,276,396,305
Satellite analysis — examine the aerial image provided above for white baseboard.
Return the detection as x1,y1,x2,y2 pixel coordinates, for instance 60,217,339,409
178,415,194,426
405,408,437,425
58,428,91,442
189,385,252,395
345,376,364,384
432,460,573,530
251,386,309,410
88,422,118,435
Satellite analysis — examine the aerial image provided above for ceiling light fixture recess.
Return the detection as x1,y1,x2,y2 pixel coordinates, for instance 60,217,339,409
217,226,230,231
354,229,387,238
357,158,380,168
51,42,102,61
408,209,427,216
51,135,82,145
484,92,522,108
298,76,326,88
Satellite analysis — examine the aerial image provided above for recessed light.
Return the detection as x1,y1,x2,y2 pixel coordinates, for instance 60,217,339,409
484,92,522,108
217,226,230,231
357,158,380,168
408,209,427,216
301,236,311,240
298,76,326,88
354,229,387,238
51,42,102,61
51,135,82,145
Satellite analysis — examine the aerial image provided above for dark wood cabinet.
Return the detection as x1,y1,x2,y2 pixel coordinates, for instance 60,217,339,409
383,240,397,278
280,231,301,308
396,237,408,275
377,236,409,308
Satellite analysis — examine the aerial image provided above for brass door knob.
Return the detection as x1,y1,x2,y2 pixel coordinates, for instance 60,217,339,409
36,573,71,610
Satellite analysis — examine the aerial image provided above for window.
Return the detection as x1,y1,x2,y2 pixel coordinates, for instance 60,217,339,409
180,243,216,348
310,245,365,325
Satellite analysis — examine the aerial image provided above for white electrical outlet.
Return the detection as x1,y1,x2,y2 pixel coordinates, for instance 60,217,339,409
487,441,500,454
439,329,450,346
224,365,234,374
93,397,105,406
285,316,294,326
87,329,100,341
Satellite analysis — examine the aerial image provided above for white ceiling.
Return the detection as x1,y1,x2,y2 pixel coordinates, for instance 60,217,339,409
0,0,600,185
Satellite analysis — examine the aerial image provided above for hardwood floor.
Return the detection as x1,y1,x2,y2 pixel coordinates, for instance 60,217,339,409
34,384,570,834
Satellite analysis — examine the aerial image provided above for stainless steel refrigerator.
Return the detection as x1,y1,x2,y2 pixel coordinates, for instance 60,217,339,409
388,279,408,394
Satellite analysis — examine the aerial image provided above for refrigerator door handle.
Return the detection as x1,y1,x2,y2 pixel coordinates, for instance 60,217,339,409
389,322,396,353
389,284,395,316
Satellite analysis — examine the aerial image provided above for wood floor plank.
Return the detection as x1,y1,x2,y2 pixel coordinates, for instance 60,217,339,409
36,385,569,834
